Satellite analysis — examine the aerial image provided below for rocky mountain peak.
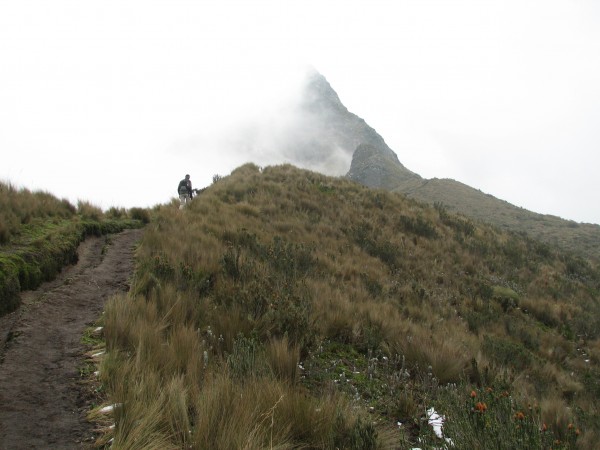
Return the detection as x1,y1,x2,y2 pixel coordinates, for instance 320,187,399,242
301,69,347,114
294,70,420,185
347,142,421,190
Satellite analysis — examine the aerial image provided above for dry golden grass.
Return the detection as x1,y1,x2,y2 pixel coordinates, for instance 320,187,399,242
191,347,400,449
386,322,472,385
266,336,300,384
77,200,103,221
93,163,600,448
0,181,76,243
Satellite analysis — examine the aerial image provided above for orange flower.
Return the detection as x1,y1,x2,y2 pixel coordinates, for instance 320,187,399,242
474,402,487,413
514,411,525,420
470,390,477,398
568,423,574,430
542,423,548,432
575,428,581,436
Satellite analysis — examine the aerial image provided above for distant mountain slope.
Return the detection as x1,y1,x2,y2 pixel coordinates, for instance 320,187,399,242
391,177,600,261
298,71,600,261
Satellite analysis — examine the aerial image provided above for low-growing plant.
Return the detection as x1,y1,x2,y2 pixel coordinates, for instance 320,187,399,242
397,214,438,239
348,221,401,269
482,335,536,372
419,385,580,449
226,334,267,379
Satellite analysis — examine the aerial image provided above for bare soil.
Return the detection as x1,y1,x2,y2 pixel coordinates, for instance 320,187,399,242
0,228,143,450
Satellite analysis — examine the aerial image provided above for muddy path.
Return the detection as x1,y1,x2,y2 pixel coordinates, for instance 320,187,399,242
0,228,143,449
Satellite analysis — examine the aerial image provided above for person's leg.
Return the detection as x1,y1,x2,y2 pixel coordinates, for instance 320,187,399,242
179,194,187,209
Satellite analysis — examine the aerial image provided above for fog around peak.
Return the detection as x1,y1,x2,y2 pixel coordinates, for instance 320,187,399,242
170,68,356,178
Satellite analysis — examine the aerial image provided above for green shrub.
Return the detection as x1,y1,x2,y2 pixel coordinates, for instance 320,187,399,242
334,415,378,450
482,335,535,372
348,221,401,269
397,214,438,239
226,334,266,379
436,202,475,237
493,285,520,312
265,236,315,279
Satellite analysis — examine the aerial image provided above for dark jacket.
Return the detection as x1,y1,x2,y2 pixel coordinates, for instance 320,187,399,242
178,178,193,197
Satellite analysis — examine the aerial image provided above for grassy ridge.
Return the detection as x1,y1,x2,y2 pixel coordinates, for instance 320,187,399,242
94,163,600,448
0,181,147,315
395,177,600,262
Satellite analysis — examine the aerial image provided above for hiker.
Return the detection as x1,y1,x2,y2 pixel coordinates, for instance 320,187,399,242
178,174,193,209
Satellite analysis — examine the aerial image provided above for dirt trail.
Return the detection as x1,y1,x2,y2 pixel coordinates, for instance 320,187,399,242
0,228,143,450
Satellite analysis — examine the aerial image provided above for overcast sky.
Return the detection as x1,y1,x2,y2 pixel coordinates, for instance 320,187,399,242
1,0,599,224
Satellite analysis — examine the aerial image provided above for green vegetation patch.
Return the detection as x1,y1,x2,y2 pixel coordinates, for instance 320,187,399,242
419,384,581,449
482,335,539,372
0,216,144,316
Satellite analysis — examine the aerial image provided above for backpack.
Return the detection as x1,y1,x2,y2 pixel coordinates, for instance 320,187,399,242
177,179,189,195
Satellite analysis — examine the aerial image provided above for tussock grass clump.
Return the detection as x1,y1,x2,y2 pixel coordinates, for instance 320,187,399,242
95,163,600,448
0,181,76,244
266,336,301,384
77,200,103,221
191,373,388,449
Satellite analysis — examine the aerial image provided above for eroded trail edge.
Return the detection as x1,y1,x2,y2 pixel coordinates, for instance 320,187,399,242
0,228,143,450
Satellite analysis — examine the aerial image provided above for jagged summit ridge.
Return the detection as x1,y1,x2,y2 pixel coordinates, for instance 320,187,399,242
298,71,420,185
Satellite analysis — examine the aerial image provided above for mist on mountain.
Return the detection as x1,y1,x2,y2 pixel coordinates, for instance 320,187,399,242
174,68,414,178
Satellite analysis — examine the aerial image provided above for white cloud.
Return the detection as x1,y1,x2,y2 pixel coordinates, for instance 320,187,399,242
1,0,599,223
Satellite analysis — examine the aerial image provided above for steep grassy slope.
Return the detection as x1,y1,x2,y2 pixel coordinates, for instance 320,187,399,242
98,164,600,449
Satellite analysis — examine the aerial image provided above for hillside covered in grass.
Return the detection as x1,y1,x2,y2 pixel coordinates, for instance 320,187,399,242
0,181,147,316
390,177,600,263
96,163,599,448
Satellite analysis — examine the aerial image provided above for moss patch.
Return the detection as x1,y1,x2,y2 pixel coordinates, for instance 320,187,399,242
0,218,143,316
